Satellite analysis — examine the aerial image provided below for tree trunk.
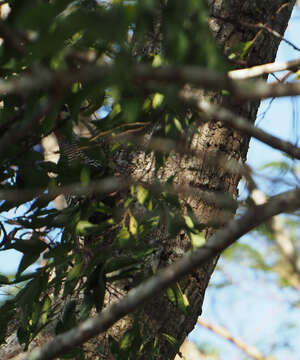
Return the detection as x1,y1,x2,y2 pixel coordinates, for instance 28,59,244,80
126,1,295,358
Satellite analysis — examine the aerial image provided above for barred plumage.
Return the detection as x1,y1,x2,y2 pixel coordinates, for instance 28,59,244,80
54,130,103,170
54,108,105,210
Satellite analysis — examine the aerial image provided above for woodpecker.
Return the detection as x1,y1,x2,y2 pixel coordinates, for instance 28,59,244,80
52,106,109,216
54,128,104,170
54,105,104,171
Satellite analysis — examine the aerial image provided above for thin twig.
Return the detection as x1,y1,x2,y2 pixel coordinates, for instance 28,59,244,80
252,189,300,289
198,318,269,360
0,221,8,247
239,20,300,52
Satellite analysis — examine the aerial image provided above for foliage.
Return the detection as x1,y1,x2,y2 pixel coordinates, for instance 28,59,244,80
0,0,227,356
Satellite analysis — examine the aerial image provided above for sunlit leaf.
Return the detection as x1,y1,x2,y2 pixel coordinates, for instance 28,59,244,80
190,231,206,248
117,226,131,247
41,296,52,325
129,214,138,237
136,185,149,205
166,283,189,313
152,93,164,108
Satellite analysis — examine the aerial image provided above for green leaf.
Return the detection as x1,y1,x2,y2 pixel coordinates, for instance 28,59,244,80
80,166,91,185
63,279,79,298
105,255,144,274
41,296,52,325
152,54,163,67
12,238,48,254
66,262,83,282
17,326,31,346
17,275,48,307
190,231,206,248
17,252,40,276
56,300,77,334
228,39,255,60
0,274,9,284
173,117,182,132
123,99,141,123
109,335,120,357
80,293,94,321
129,214,138,237
166,283,189,313
183,215,194,229
136,185,149,205
31,301,42,329
75,220,103,236
93,277,106,313
260,161,291,174
10,272,37,284
152,93,164,108
161,332,179,348
0,301,16,343
44,244,73,259
116,226,131,247
240,40,255,59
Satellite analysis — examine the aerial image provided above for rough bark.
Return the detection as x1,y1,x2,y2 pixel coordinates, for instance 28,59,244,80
130,0,296,358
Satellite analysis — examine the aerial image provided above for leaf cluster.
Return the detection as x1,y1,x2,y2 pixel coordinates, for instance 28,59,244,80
0,0,227,356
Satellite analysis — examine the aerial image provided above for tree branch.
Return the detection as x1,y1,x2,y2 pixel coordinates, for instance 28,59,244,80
252,189,300,290
197,318,270,360
239,19,300,53
0,176,238,215
10,187,300,360
229,57,300,80
2,63,300,102
3,61,300,157
181,94,300,160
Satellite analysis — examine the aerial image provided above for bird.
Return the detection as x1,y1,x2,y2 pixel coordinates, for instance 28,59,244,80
53,105,105,174
54,128,104,170
52,106,107,215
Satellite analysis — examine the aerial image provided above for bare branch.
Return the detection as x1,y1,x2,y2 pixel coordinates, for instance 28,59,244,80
252,189,300,290
229,57,300,80
10,187,300,360
2,63,300,104
181,94,300,161
0,176,237,212
197,318,270,360
239,20,300,53
3,62,300,156
0,64,231,97
212,10,300,52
